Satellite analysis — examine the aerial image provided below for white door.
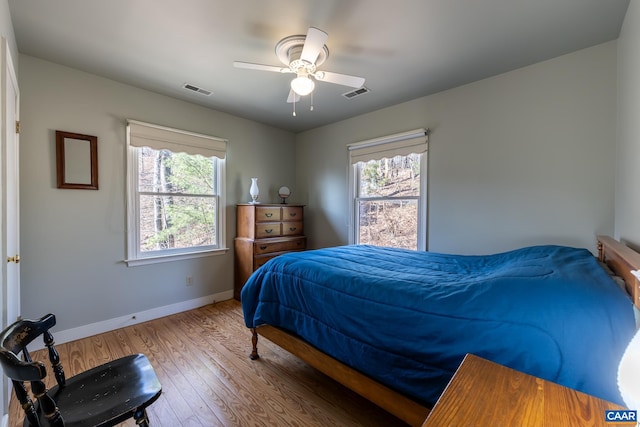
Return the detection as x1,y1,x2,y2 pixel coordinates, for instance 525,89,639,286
1,37,20,424
3,39,19,326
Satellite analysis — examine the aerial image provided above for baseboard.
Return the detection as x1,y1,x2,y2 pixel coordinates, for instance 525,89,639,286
30,290,234,350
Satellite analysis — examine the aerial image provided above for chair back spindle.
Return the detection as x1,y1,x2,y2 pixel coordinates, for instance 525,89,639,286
43,330,65,387
29,378,64,427
10,379,39,427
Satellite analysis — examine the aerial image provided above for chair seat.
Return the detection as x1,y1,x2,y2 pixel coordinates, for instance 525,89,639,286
28,354,162,427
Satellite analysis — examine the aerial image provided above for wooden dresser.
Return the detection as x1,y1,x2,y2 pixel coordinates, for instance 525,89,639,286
234,203,306,300
421,354,629,427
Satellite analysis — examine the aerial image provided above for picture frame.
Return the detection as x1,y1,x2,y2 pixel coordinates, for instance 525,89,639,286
55,130,98,190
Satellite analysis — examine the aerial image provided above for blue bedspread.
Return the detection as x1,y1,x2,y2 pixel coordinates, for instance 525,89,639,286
241,244,636,406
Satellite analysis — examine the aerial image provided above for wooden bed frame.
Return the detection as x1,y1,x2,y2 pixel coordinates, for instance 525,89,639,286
597,235,640,309
248,235,640,427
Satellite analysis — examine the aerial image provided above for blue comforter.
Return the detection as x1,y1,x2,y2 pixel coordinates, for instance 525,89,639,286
241,244,635,406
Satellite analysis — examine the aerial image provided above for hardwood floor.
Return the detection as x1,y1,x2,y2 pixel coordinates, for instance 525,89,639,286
8,300,408,426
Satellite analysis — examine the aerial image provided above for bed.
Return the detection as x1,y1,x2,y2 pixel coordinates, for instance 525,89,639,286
241,235,640,426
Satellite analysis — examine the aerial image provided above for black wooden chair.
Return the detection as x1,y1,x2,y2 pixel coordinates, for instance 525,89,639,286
0,313,162,427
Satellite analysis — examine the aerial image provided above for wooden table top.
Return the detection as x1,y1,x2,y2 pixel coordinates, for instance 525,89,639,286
421,354,631,427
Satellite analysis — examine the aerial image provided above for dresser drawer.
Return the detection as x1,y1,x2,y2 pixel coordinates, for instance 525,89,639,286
282,221,303,236
255,206,281,222
282,206,303,221
255,222,281,238
254,253,280,269
254,237,306,254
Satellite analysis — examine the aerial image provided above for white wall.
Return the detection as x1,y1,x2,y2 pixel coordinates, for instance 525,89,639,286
0,0,17,71
616,0,640,248
296,41,618,255
19,55,296,332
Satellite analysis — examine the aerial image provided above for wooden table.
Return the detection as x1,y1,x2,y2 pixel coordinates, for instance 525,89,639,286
421,353,631,427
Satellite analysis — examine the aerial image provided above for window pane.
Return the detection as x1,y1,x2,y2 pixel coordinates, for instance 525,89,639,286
138,147,215,195
139,194,216,252
358,199,417,250
358,154,420,197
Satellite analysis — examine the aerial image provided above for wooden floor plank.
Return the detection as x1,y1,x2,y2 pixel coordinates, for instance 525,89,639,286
8,300,409,427
176,311,333,427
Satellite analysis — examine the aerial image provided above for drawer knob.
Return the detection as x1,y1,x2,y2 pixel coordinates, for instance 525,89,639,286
260,245,267,250
289,227,297,232
265,229,273,234
265,213,273,218
289,212,297,217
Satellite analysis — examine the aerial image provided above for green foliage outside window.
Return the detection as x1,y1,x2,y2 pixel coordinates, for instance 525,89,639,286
138,148,217,252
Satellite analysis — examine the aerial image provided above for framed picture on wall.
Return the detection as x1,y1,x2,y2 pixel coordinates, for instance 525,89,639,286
55,130,98,190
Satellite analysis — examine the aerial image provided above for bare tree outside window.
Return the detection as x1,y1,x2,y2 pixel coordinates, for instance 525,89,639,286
356,153,420,250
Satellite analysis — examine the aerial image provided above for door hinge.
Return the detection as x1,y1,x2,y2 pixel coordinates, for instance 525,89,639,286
15,120,20,134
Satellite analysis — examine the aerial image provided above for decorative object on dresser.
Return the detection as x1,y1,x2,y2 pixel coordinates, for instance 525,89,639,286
234,203,306,300
278,186,291,204
249,177,259,204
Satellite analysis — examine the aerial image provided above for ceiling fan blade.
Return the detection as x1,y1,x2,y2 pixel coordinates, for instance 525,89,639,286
287,90,300,103
233,61,290,73
300,27,328,64
315,71,365,88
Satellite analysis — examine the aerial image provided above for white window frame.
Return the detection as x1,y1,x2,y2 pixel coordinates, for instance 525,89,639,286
125,120,228,266
348,129,429,251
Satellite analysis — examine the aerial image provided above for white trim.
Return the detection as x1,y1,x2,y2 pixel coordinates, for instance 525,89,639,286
29,290,234,351
0,36,20,425
125,246,228,267
125,142,227,265
347,161,357,245
347,128,428,150
348,130,428,166
347,128,429,249
127,119,227,158
126,144,139,259
419,150,429,251
348,151,428,250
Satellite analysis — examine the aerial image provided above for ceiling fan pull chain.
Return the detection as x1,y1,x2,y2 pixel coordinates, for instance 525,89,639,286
310,92,314,111
293,98,297,117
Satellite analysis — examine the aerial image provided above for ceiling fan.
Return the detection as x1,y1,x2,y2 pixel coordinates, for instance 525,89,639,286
234,27,366,112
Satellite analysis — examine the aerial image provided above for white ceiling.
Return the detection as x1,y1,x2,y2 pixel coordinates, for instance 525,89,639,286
8,0,630,133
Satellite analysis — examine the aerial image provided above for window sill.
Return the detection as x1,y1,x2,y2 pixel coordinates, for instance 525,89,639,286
125,247,229,267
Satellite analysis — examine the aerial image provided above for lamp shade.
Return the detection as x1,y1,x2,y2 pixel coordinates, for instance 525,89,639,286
291,76,315,96
618,327,640,409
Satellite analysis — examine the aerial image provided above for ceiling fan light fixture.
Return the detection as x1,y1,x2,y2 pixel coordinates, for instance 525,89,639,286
291,75,315,96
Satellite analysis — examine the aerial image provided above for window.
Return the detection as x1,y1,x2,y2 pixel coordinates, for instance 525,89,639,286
126,120,227,265
348,129,428,251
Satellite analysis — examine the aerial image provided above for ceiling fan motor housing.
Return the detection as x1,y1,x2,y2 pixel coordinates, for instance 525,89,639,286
276,35,329,69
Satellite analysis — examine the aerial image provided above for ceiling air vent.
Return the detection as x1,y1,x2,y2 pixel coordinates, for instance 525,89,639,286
183,83,212,96
342,87,370,99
